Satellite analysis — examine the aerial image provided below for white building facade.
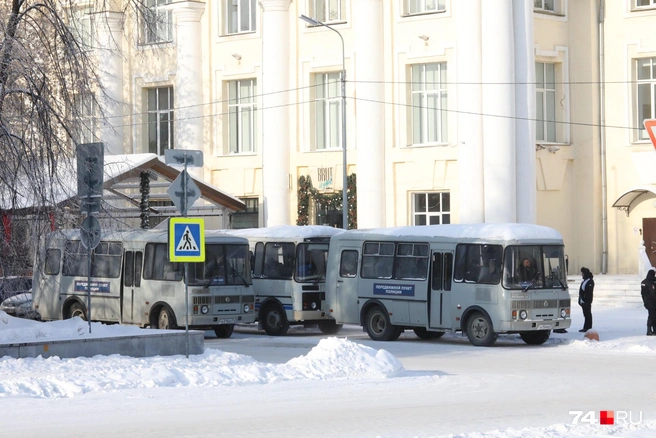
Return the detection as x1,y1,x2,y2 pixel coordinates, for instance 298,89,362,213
80,0,656,275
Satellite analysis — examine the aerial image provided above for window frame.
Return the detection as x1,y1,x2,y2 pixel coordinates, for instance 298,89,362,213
147,86,175,156
313,72,343,151
534,0,555,12
410,62,447,146
536,62,557,143
140,0,173,46
227,78,257,154
403,0,446,17
634,0,656,10
308,0,346,24
223,0,257,35
636,57,656,141
412,192,451,226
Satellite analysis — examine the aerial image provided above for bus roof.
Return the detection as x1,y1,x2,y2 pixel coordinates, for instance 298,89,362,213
331,223,563,244
217,225,344,240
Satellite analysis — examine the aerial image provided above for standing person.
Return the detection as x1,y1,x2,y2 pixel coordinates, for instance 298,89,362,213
640,269,656,336
578,267,594,332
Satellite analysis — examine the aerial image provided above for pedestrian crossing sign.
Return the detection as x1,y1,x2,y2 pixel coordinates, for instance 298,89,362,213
168,217,205,262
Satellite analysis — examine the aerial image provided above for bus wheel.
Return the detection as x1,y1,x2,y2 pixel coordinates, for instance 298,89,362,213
157,308,174,330
519,330,551,345
466,312,497,347
262,305,289,336
364,307,402,341
214,324,235,339
69,302,87,320
413,327,445,340
318,320,343,335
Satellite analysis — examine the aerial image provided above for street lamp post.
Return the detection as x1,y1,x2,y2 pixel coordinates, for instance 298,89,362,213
299,14,348,230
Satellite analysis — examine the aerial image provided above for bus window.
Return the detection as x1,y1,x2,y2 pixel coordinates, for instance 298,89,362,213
263,242,295,279
45,248,61,275
454,244,502,284
143,243,183,281
63,241,88,277
432,253,443,290
134,252,143,287
295,242,329,282
253,242,264,277
444,252,453,291
124,251,134,287
339,250,358,278
394,243,429,280
92,242,123,278
362,242,394,279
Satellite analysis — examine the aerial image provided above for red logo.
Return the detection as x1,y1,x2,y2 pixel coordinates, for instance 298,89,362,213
600,410,615,425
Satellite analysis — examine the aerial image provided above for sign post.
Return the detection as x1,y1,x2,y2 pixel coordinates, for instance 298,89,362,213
77,143,104,334
165,150,204,358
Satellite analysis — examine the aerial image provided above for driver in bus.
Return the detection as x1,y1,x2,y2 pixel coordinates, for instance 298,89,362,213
516,258,538,283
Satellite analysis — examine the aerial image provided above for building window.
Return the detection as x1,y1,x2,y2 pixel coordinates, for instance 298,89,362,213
147,87,174,155
636,0,656,8
313,72,343,150
75,93,99,145
231,198,259,229
534,0,555,12
637,58,656,141
403,0,446,16
308,0,345,23
314,200,343,228
140,0,172,45
223,0,256,35
72,7,94,50
411,63,447,145
227,79,257,154
413,192,450,225
536,62,557,143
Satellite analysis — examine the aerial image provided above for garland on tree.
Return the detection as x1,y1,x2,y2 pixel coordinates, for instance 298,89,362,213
297,173,357,229
139,171,150,229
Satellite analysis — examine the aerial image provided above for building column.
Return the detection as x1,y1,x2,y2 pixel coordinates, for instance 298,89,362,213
482,1,516,223
513,0,537,224
97,11,124,156
260,0,291,226
354,0,385,229
456,0,484,224
172,2,205,179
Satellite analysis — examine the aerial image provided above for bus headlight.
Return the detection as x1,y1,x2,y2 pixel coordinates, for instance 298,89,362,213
560,309,567,318
201,305,209,315
243,304,250,313
519,310,528,320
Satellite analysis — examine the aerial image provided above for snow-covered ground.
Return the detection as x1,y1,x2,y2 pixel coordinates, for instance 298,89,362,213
1,302,656,437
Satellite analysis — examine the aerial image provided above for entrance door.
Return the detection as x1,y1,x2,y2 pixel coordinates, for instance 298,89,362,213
643,218,656,267
332,247,360,324
428,249,454,330
121,250,143,324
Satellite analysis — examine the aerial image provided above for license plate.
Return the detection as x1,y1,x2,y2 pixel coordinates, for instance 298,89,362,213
537,324,553,330
218,319,237,325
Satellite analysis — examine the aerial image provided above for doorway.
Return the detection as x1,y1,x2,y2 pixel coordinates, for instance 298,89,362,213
642,218,656,267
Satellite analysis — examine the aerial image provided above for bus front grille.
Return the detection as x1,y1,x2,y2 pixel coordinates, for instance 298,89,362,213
193,296,212,305
559,298,571,307
532,299,558,309
215,295,241,304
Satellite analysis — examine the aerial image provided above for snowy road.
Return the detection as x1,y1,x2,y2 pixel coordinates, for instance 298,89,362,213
2,306,656,437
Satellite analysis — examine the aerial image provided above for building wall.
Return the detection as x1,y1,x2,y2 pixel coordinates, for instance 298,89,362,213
94,0,656,275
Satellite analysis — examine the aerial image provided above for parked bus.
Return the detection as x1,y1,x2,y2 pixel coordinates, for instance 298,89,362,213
218,226,344,336
325,224,571,346
32,228,256,338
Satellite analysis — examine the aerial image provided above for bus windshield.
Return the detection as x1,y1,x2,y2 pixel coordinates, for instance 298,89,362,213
188,244,252,286
502,245,566,290
295,242,329,283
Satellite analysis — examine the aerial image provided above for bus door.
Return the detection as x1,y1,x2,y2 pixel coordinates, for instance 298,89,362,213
428,249,454,330
121,250,143,324
333,247,361,325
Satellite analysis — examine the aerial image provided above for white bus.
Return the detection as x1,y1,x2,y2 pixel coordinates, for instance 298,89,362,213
219,226,344,336
32,228,256,338
325,224,571,346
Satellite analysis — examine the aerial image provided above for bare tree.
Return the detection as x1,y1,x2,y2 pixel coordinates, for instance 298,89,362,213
0,0,160,276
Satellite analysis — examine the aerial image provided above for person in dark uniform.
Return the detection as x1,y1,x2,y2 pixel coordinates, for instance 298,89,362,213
516,258,538,283
640,268,656,336
578,267,594,332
